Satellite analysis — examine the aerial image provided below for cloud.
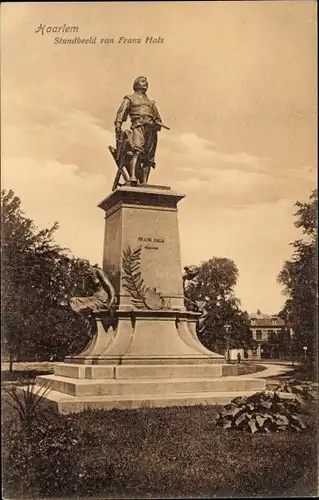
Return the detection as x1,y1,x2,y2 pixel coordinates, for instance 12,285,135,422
2,105,115,177
177,132,216,151
2,157,108,264
161,132,269,173
155,132,316,208
175,169,273,197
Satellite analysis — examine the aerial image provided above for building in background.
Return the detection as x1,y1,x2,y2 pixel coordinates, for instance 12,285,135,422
249,309,289,358
228,346,261,362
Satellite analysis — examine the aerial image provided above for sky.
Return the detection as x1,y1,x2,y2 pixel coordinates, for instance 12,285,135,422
1,1,317,315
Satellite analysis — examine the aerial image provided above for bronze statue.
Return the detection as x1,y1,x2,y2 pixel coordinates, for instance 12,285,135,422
195,299,209,334
182,265,200,312
109,76,169,189
67,262,116,315
182,265,209,334
182,265,200,284
57,262,117,353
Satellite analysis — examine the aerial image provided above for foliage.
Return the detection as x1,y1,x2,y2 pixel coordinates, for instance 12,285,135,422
266,379,318,404
2,404,317,498
185,257,252,351
278,189,317,354
2,379,55,430
1,189,95,365
217,391,311,434
2,415,99,498
122,245,149,308
290,360,318,382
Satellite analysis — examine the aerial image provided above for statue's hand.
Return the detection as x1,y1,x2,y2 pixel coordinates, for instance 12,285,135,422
115,124,122,137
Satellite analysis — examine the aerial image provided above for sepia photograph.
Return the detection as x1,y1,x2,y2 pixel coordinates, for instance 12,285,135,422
1,1,317,498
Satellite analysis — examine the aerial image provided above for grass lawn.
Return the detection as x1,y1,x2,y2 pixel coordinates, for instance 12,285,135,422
1,362,55,384
237,362,265,376
1,364,318,499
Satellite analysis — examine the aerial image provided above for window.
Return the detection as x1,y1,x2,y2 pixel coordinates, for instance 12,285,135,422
256,330,262,340
268,330,276,341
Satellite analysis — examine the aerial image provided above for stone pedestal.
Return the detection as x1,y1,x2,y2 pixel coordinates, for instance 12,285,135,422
100,185,187,311
65,185,224,365
35,185,265,413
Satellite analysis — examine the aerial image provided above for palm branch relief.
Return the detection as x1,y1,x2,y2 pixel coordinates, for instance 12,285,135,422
122,245,150,309
122,245,169,310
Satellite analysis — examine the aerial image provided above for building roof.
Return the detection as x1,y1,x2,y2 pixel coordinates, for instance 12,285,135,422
249,309,285,327
249,309,270,320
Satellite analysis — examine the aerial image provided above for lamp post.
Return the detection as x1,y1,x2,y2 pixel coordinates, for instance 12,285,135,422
224,324,231,363
303,346,308,363
289,328,294,367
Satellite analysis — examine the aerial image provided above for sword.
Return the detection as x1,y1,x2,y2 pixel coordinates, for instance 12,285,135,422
108,146,130,191
159,123,170,130
153,122,170,130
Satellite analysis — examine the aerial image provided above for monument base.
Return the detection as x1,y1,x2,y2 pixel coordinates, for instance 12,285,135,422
34,380,265,414
63,310,225,365
33,184,266,413
35,311,265,413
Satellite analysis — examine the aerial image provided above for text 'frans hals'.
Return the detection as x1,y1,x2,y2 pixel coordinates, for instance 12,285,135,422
54,37,164,45
138,237,165,243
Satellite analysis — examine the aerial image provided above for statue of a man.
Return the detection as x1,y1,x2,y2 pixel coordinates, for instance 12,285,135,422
113,76,164,186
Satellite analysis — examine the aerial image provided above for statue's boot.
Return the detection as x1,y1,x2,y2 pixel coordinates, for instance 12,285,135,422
141,166,151,184
130,154,139,185
120,166,131,184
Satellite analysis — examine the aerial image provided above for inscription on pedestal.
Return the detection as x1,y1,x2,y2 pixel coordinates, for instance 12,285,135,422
138,236,165,251
101,186,185,308
138,237,165,243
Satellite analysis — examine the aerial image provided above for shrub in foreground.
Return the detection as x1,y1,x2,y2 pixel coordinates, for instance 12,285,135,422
266,379,318,403
2,415,113,498
217,391,311,433
2,379,54,430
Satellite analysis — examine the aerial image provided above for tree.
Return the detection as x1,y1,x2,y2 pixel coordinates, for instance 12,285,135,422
277,189,317,355
1,189,94,369
185,257,252,352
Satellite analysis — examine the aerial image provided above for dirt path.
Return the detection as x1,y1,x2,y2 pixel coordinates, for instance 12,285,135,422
241,362,299,380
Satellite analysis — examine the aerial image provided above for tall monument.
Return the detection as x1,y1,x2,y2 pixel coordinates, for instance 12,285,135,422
36,77,265,412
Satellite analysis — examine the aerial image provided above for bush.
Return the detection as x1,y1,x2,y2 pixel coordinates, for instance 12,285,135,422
2,379,54,430
2,414,114,498
266,379,318,403
217,391,312,433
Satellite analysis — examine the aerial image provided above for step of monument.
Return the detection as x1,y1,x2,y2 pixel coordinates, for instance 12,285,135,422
36,374,265,397
54,363,224,380
27,386,264,414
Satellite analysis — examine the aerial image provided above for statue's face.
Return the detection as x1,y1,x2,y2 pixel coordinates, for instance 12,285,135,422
79,259,90,269
184,265,199,280
136,77,148,92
